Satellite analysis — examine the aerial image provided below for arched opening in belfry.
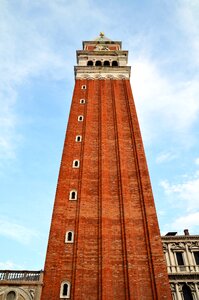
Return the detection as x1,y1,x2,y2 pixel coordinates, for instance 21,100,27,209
87,60,93,66
104,60,110,66
112,60,118,66
6,291,16,300
95,60,102,66
182,284,193,300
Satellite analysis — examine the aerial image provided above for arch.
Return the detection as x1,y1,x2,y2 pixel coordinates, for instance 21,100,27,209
75,135,82,142
104,60,110,66
112,60,118,66
69,190,77,200
78,115,84,121
65,231,74,243
95,60,102,66
73,160,80,168
182,284,193,300
6,292,16,300
60,281,71,298
87,60,93,66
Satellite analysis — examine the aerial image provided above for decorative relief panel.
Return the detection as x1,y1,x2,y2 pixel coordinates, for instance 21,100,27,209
170,242,185,250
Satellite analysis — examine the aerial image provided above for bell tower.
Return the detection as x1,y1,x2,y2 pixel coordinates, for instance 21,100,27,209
41,33,172,300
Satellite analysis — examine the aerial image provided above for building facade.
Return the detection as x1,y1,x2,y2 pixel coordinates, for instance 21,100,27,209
163,230,199,300
1,233,199,299
41,34,172,299
0,270,43,300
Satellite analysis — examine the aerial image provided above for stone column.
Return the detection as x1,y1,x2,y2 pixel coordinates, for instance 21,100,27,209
169,244,176,273
176,283,182,300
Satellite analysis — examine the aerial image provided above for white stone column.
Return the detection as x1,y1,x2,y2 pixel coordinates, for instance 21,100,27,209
169,244,176,273
175,283,182,300
185,244,192,272
195,283,199,300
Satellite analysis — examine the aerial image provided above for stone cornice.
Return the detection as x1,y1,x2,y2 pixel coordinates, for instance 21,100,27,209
162,235,199,242
74,66,131,80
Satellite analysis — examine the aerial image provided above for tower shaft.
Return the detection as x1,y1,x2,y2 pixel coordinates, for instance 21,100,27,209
41,35,172,300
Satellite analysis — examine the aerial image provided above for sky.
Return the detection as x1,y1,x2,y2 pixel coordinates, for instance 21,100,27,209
0,0,199,270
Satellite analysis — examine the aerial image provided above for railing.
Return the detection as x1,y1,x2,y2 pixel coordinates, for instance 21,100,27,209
167,265,199,273
0,270,42,282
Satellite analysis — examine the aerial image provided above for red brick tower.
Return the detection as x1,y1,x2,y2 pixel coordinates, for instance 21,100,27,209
41,34,172,300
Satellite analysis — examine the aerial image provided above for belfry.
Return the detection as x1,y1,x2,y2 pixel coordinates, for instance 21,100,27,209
41,34,172,299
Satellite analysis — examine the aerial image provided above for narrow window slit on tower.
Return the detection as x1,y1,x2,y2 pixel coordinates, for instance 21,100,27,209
81,85,86,89
76,135,82,142
73,160,80,168
80,99,86,104
63,284,68,296
60,281,71,298
78,115,84,121
69,190,77,200
65,231,74,243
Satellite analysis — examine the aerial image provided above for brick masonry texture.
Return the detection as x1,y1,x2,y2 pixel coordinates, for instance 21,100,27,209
41,79,172,300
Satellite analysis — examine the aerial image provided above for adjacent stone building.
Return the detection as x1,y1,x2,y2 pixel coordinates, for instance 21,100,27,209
0,271,43,300
163,230,199,299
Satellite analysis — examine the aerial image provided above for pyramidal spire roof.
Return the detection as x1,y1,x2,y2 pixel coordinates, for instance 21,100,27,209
94,32,111,42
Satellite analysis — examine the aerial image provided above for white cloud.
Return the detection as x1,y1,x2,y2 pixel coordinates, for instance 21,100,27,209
195,158,199,165
160,173,199,212
156,152,177,164
0,218,38,245
131,57,199,146
177,0,199,64
164,212,199,234
0,260,24,270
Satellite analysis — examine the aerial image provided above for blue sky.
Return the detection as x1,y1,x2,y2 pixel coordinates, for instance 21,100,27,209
0,0,199,270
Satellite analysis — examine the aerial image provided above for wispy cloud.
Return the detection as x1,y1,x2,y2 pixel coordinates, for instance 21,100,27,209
164,212,199,234
160,171,199,212
0,218,39,245
156,152,177,164
0,260,24,270
131,56,199,148
176,0,199,64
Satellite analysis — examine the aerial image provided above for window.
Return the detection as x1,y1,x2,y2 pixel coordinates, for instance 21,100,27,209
194,251,199,265
65,231,74,243
69,190,77,200
112,61,118,66
95,60,102,66
6,292,16,300
182,284,193,300
80,99,86,104
78,115,83,121
176,252,184,265
73,160,80,168
87,60,93,66
104,60,110,66
81,85,86,89
75,135,82,142
60,281,71,298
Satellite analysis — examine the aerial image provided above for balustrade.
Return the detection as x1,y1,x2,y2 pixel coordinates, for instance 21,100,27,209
167,265,199,273
0,270,41,281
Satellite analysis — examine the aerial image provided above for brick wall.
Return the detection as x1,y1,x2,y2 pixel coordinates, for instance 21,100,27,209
41,79,172,300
